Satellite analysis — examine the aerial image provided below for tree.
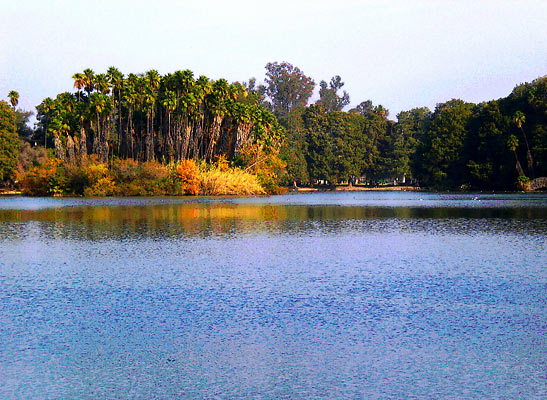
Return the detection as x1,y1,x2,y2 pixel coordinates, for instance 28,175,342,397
415,99,474,188
394,107,431,183
350,100,374,117
264,62,315,126
15,109,34,142
513,111,534,177
0,101,19,183
107,66,124,153
279,105,309,185
72,73,85,101
315,75,350,112
82,68,95,95
461,101,513,189
8,90,19,110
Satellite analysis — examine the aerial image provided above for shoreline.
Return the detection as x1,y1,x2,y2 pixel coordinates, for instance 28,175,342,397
0,185,422,197
292,185,422,192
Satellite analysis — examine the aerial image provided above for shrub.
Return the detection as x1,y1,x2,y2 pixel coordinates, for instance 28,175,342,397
198,165,265,196
80,163,116,196
516,175,531,191
111,158,139,183
238,144,287,194
177,159,200,195
21,158,68,196
13,141,48,185
84,176,117,196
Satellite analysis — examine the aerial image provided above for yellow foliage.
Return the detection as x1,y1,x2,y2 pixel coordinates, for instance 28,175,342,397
83,176,117,197
20,158,64,195
176,159,200,195
214,154,230,171
239,144,287,194
198,166,265,196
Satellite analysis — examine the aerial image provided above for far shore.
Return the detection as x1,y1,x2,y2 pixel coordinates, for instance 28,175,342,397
0,185,421,197
291,185,422,192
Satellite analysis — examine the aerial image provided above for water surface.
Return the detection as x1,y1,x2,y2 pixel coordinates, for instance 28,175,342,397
1,192,546,399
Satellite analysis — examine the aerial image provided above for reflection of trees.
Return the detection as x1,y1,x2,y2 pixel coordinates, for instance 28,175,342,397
1,203,547,241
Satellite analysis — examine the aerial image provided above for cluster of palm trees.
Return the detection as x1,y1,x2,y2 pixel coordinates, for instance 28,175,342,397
36,67,284,164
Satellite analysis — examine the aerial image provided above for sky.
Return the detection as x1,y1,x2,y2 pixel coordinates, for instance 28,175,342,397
1,0,546,122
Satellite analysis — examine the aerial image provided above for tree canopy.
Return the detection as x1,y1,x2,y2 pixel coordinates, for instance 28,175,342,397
32,67,284,166
0,101,19,183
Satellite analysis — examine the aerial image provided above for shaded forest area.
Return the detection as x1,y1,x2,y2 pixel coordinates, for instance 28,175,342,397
2,62,547,194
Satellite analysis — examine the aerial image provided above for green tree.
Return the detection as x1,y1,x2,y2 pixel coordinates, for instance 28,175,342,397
264,61,315,126
415,99,474,189
15,109,34,142
279,105,309,185
316,75,350,112
0,101,19,183
394,107,431,183
464,101,513,189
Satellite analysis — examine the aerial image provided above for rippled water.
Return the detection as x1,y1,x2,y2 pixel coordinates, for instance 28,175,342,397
1,192,546,399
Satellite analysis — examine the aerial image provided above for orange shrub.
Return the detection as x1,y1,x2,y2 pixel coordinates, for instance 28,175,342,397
176,159,200,195
20,158,66,196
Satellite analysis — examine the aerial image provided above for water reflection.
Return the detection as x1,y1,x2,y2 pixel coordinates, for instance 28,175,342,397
1,199,547,241
1,193,547,399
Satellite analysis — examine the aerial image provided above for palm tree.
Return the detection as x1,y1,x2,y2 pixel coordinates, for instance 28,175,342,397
90,92,111,160
41,97,55,147
95,73,111,95
190,75,211,159
107,67,124,154
75,101,88,157
8,90,19,110
72,73,85,101
205,79,229,161
7,90,19,128
162,90,177,161
82,68,95,96
513,111,534,177
122,73,139,158
144,70,161,160
507,134,525,177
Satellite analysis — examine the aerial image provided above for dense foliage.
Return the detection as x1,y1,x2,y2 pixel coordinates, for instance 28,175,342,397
32,68,283,166
275,69,547,190
19,157,264,197
0,101,19,183
4,63,547,194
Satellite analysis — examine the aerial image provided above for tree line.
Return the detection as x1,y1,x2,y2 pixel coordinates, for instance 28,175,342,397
3,62,547,192
30,68,284,166
254,62,546,190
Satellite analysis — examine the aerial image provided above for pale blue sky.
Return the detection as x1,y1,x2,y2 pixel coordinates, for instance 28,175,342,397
1,0,546,120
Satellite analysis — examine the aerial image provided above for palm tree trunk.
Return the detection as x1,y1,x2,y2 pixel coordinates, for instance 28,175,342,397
520,127,534,177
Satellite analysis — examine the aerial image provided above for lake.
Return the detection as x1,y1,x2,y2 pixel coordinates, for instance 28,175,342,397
1,192,546,399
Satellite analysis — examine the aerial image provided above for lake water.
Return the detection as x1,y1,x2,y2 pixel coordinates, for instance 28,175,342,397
1,192,546,399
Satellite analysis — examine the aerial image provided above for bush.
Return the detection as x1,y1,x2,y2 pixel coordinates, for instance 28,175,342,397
198,165,265,196
21,158,68,196
18,155,268,197
177,159,200,195
238,144,286,194
84,176,117,196
516,175,531,191
80,162,116,196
